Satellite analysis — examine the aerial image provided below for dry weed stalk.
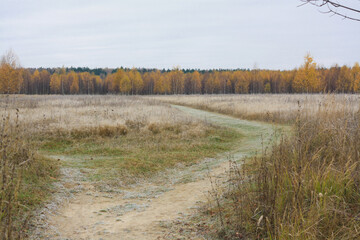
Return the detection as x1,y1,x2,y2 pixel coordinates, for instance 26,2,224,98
0,109,33,239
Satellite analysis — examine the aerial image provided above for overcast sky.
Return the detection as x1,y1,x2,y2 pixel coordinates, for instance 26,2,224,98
0,0,359,70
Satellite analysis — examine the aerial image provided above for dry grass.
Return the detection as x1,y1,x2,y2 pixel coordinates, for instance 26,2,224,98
0,109,58,239
5,94,360,239
204,97,360,240
0,95,200,134
151,94,360,124
0,95,243,238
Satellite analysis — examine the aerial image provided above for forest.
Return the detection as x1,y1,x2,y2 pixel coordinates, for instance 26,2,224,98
1,53,360,95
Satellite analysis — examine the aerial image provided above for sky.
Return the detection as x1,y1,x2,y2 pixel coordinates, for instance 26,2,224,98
0,0,359,70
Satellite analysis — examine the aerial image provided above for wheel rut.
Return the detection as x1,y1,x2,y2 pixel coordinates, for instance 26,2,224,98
33,105,276,240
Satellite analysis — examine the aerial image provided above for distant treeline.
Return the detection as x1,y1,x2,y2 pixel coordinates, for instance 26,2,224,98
1,54,359,94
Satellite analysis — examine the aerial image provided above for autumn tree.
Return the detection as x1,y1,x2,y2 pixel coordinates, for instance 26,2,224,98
128,68,143,94
154,73,171,94
113,69,126,93
69,72,80,94
279,71,295,93
80,72,93,94
352,62,360,92
0,50,23,94
190,71,202,94
293,54,321,93
31,70,40,94
233,71,250,94
204,71,221,94
169,67,185,94
92,75,103,94
105,73,116,93
219,71,231,94
144,70,160,94
120,74,131,94
50,73,61,94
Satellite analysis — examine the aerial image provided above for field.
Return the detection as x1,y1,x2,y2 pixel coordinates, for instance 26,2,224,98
151,94,360,123
0,95,241,239
0,94,359,239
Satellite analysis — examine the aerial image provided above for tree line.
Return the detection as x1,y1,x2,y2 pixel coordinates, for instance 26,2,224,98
1,52,359,95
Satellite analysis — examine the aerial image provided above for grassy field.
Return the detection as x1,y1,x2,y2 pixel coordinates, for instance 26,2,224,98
0,95,242,238
1,94,359,239
152,94,360,124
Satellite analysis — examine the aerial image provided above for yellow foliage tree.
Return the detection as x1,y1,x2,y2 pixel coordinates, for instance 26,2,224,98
70,72,80,94
0,50,23,94
128,68,143,94
169,68,184,94
205,71,221,94
293,54,321,93
154,73,171,94
234,71,250,94
120,74,131,94
191,71,202,94
351,62,360,93
50,73,61,94
32,70,40,94
114,69,126,93
81,72,93,94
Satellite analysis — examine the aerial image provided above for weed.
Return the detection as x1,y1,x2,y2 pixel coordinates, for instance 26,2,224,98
0,109,58,239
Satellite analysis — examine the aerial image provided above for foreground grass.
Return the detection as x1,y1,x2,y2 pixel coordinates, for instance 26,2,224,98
0,114,59,239
205,103,360,240
37,122,241,185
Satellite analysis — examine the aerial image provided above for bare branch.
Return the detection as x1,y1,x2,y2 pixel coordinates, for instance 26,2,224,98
301,0,360,21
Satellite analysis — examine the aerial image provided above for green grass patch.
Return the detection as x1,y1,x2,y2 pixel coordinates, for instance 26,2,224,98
37,125,241,184
19,154,59,208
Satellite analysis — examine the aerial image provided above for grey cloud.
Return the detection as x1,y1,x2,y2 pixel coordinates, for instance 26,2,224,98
0,0,359,69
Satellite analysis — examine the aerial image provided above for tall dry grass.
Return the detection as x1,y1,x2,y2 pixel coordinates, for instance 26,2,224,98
208,98,360,239
0,110,30,239
0,96,61,239
0,95,203,136
152,94,360,124
0,108,58,239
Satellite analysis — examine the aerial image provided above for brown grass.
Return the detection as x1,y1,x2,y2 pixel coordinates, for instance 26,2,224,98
151,94,360,124
206,98,360,240
0,95,196,133
0,108,58,239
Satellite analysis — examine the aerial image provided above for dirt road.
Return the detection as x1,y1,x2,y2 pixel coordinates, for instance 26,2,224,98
32,105,276,240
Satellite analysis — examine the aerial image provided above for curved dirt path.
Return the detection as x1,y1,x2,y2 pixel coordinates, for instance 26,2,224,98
36,105,277,240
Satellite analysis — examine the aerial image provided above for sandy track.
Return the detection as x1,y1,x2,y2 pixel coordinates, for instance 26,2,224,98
35,105,275,240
